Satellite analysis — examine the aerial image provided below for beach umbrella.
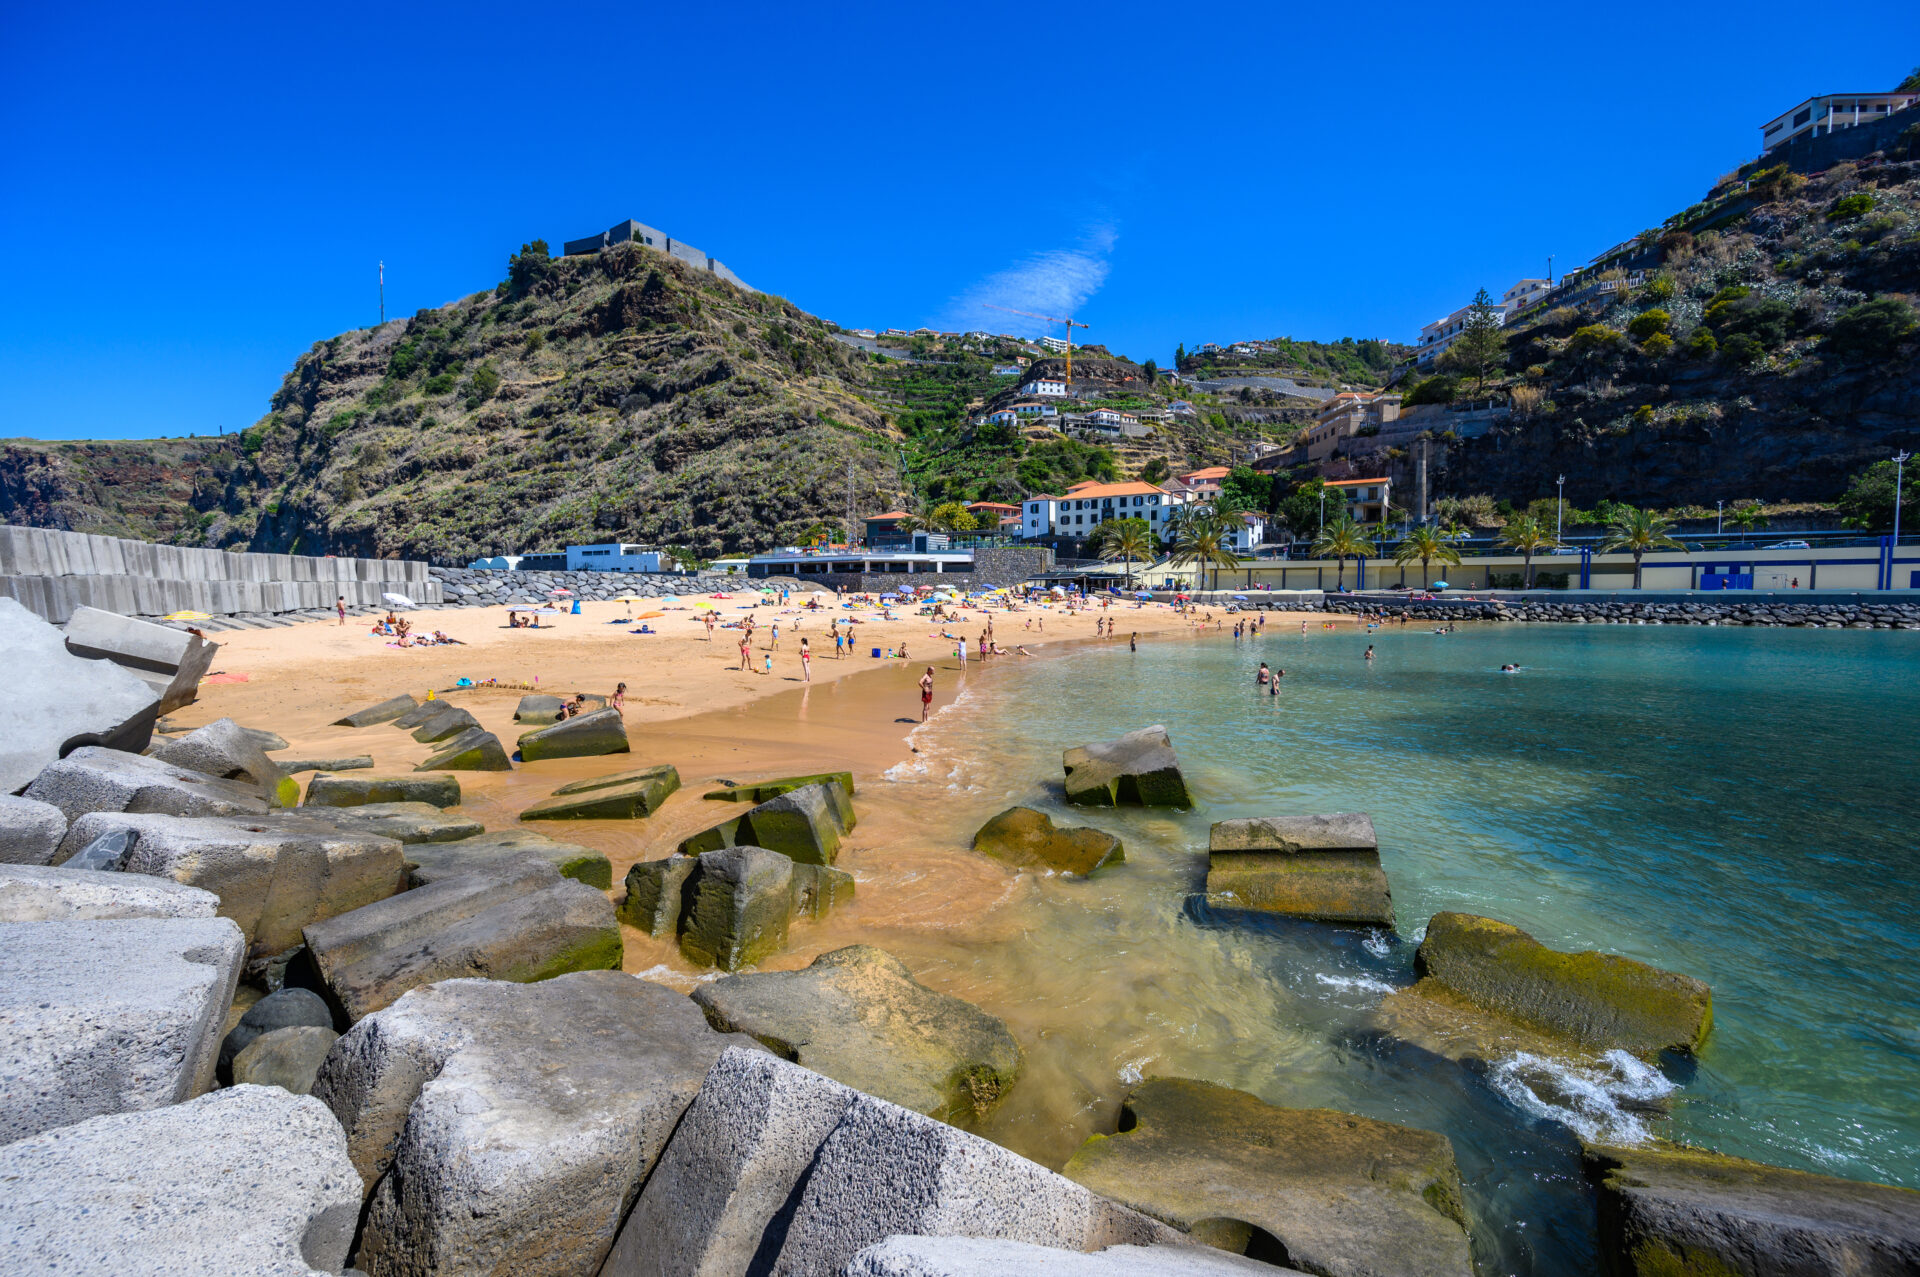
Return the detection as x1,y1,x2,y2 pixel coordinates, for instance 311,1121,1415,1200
1232,594,1248,600
636,611,664,619
382,592,416,608
548,587,573,596
1431,581,1450,590
1135,592,1153,599
162,609,212,621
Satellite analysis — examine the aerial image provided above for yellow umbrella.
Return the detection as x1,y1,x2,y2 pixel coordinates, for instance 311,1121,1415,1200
163,610,213,621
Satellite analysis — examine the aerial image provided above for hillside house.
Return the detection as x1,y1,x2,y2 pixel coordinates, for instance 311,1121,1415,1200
1180,466,1231,498
1502,279,1551,318
1021,379,1068,398
1416,303,1501,366
1761,91,1919,153
560,219,753,291
1039,336,1069,353
850,328,877,339
1023,482,1179,539
987,409,1019,428
1324,476,1392,525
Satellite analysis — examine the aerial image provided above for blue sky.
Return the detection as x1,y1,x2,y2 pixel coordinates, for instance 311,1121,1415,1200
3,2,1915,440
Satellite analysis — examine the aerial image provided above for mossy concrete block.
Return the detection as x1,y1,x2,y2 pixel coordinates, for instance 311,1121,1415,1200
1206,812,1392,926
704,770,856,803
973,806,1124,875
332,692,416,727
0,1085,363,1276
310,800,484,844
0,916,245,1142
276,754,374,774
232,1025,339,1095
680,846,794,971
620,853,698,935
693,944,1021,1125
290,858,621,1023
1584,1142,1920,1277
53,811,406,968
792,861,855,919
682,781,848,865
1062,726,1191,808
520,764,680,819
390,700,443,729
408,829,611,889
1064,1078,1472,1277
312,972,760,1276
516,707,631,761
150,716,299,808
24,747,267,824
305,771,461,808
513,693,565,724
1416,911,1712,1057
416,726,512,771
408,703,480,743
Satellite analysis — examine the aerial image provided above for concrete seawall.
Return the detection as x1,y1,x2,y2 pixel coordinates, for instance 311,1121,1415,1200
0,527,443,624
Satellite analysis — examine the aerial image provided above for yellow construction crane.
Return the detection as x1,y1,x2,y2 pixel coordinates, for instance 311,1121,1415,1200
983,304,1089,388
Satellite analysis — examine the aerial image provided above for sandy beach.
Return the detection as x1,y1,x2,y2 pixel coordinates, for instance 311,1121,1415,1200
177,591,1332,989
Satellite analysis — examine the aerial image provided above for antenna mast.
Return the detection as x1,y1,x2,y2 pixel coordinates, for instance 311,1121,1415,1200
379,261,385,325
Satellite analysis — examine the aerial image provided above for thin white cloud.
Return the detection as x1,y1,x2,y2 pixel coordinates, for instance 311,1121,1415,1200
940,226,1117,333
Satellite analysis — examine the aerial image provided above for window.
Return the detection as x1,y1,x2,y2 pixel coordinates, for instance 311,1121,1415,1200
1794,107,1812,127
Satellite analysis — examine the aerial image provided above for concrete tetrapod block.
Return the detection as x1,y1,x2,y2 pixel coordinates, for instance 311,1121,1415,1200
620,853,699,935
24,746,268,824
0,793,68,865
332,692,417,727
305,800,484,844
313,972,762,1277
1414,912,1713,1057
520,764,682,820
514,693,566,725
516,706,632,761
0,916,245,1143
1063,1078,1473,1277
679,782,849,865
603,1048,1182,1277
1583,1142,1920,1276
54,811,407,967
703,770,856,803
151,716,300,807
408,703,481,743
0,1084,363,1275
405,828,611,889
2,596,164,794
62,604,219,716
973,807,1124,875
1062,725,1191,808
415,725,513,771
304,771,461,808
1205,813,1393,926
845,1237,1296,1276
0,862,220,921
693,944,1021,1124
680,846,795,971
391,699,444,730
232,1025,339,1095
289,857,622,1023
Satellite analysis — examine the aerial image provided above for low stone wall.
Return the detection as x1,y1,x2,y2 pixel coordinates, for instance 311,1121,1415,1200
429,567,742,606
1318,595,1920,629
0,526,441,623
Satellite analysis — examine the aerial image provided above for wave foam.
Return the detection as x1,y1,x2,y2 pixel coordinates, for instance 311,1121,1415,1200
1489,1049,1676,1145
1315,973,1397,996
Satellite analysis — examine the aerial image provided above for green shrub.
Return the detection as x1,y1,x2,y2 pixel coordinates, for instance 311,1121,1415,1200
1403,375,1459,406
524,329,546,354
388,340,422,379
325,408,363,438
1567,325,1626,357
1627,309,1672,340
465,364,501,408
1826,192,1875,221
1632,405,1655,426
1641,332,1675,357
1720,333,1764,365
1642,276,1676,302
1711,296,1793,348
1826,297,1917,360
423,372,458,396
1687,328,1719,358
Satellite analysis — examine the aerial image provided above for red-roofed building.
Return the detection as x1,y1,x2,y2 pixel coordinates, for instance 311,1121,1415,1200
1180,466,1232,497
1322,476,1392,524
1022,481,1180,540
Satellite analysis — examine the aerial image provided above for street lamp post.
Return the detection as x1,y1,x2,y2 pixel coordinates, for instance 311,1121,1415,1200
1319,488,1327,531
1716,500,1724,536
1555,474,1565,543
1895,451,1912,548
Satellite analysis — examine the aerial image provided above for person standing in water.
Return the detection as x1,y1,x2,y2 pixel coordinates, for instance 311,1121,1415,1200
1256,662,1270,685
1365,644,1375,662
1130,632,1137,652
1270,667,1282,696
919,666,934,721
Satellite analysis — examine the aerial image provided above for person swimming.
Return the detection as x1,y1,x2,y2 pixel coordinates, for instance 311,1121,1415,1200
1501,663,1519,673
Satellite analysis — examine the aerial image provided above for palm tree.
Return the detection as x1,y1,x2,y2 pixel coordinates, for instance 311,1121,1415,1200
1726,503,1768,541
1169,510,1238,592
1498,514,1561,588
1100,521,1157,588
1311,515,1377,590
1393,526,1462,587
1601,506,1684,589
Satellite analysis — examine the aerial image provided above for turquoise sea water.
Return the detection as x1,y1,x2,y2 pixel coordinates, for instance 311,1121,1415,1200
880,621,1920,1275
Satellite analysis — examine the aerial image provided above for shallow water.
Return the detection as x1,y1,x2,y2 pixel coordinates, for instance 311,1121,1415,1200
830,621,1920,1276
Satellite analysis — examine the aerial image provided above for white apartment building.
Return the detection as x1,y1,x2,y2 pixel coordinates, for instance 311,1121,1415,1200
1020,379,1068,398
1761,92,1918,153
1023,482,1179,538
1039,335,1069,353
1502,278,1551,318
1416,298,1508,366
566,543,673,572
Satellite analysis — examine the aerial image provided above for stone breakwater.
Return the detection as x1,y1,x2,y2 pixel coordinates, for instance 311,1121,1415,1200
1315,596,1920,629
428,567,743,607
